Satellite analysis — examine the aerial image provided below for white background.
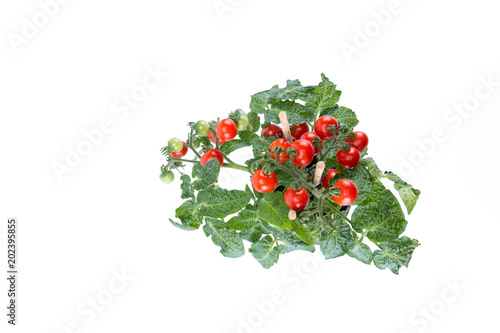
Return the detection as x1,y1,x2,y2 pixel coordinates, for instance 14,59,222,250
1,0,499,332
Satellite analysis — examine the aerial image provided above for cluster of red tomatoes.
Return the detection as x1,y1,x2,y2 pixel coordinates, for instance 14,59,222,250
168,118,240,166
251,116,369,210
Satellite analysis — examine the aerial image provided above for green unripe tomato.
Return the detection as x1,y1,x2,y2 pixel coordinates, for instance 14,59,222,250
195,120,209,136
192,137,201,148
237,115,249,131
159,171,174,184
168,138,184,153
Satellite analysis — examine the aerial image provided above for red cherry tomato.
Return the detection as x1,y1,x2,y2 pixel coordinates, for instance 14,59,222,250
336,147,361,169
332,179,358,206
208,132,226,145
300,132,323,156
170,141,188,158
290,139,315,167
270,138,291,163
251,169,278,193
314,116,339,140
200,149,224,166
291,123,309,140
346,131,369,152
262,125,283,138
284,188,310,210
216,119,237,141
321,169,340,189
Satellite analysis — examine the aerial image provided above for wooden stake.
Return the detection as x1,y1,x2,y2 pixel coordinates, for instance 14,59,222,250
288,209,297,220
313,161,326,186
279,111,293,143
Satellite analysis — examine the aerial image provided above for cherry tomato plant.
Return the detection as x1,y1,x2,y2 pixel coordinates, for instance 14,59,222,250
160,74,421,274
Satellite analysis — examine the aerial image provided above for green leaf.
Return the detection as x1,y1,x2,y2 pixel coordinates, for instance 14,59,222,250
268,79,314,101
289,219,319,245
319,218,355,259
170,218,198,231
249,235,280,269
198,188,252,218
203,218,245,258
347,241,373,265
266,100,316,124
257,192,292,230
333,164,374,205
192,163,202,178
192,158,220,190
247,111,261,133
180,174,195,199
250,90,273,114
351,190,408,243
220,139,251,155
373,236,420,274
227,209,260,230
275,228,315,254
251,134,272,158
173,200,203,230
384,172,421,215
332,106,359,129
306,73,342,116
360,157,383,177
358,179,385,206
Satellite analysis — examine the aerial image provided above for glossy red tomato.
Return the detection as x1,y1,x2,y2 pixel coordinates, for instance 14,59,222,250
284,188,310,210
270,138,291,163
291,123,309,140
332,179,358,206
300,132,323,156
200,149,224,166
208,132,226,145
262,125,283,138
321,169,340,189
291,139,315,167
251,169,278,193
336,147,361,169
170,141,188,158
216,119,237,141
346,131,369,152
314,116,339,140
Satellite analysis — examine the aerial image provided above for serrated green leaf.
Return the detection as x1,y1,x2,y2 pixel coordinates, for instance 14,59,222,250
193,158,220,190
220,139,251,155
251,134,272,158
274,228,315,253
289,219,319,245
358,179,385,206
268,79,314,101
306,73,342,116
319,218,355,259
227,209,260,230
266,101,316,124
173,200,203,230
180,174,195,199
347,242,373,265
250,90,272,114
384,172,421,215
197,188,252,218
203,218,245,258
373,236,420,274
169,218,198,231
360,157,383,177
247,111,261,133
351,190,408,242
257,192,292,230
249,235,280,269
332,106,359,129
